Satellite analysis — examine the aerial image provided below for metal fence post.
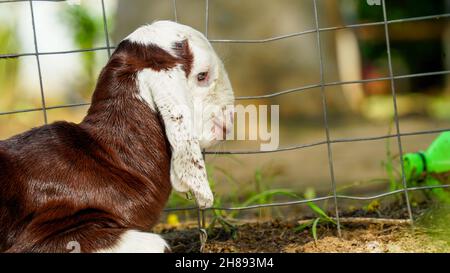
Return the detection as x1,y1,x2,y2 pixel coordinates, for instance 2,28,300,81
381,0,414,223
312,0,342,237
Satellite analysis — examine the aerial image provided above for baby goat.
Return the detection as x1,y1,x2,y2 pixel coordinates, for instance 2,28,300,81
0,21,234,253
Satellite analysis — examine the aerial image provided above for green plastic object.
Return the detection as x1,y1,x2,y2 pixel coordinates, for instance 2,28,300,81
402,131,450,203
403,131,450,180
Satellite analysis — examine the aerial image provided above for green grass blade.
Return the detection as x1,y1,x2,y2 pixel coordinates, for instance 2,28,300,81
312,218,320,242
294,220,313,233
307,202,336,224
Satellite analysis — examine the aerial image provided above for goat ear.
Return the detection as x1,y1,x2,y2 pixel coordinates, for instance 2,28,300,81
143,69,213,209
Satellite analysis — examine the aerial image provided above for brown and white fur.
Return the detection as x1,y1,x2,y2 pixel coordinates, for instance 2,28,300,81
0,21,234,253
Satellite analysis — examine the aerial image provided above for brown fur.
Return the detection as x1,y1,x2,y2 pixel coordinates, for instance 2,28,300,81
0,39,193,252
173,39,193,77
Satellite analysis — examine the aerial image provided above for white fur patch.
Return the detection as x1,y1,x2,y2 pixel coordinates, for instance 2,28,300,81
138,68,214,208
126,21,193,56
136,75,156,111
96,230,169,253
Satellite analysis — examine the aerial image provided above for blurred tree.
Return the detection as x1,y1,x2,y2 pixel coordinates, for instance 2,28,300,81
0,21,20,111
61,4,104,98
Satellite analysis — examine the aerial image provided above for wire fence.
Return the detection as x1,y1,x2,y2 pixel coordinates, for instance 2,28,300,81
1,0,450,242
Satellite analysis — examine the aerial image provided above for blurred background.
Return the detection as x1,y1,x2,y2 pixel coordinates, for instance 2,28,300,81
1,0,449,216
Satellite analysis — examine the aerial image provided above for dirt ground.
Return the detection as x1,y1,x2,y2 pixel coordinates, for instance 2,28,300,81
157,218,450,253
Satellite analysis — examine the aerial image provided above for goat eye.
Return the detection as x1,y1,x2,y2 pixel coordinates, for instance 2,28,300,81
197,72,208,82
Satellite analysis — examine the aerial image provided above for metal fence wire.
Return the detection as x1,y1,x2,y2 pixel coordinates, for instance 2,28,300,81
1,0,450,241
